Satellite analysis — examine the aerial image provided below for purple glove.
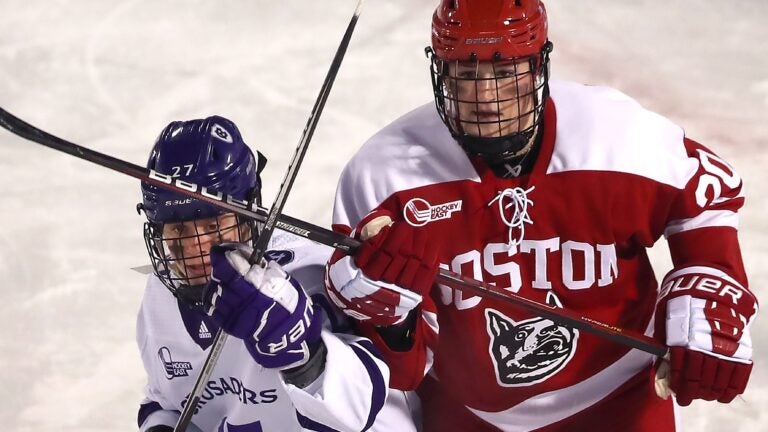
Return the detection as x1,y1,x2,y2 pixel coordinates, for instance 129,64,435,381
203,243,322,370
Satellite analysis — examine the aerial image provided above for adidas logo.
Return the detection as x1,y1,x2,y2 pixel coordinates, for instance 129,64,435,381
198,322,211,339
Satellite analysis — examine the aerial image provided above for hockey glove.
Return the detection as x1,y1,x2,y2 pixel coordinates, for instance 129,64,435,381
326,213,441,327
655,266,758,406
203,243,322,370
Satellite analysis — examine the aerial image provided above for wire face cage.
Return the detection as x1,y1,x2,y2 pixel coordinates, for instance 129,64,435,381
143,212,256,307
427,42,552,165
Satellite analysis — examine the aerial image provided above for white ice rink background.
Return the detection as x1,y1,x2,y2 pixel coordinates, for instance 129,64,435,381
0,1,766,430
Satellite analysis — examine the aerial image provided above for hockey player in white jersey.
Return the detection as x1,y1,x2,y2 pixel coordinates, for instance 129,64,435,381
135,115,414,432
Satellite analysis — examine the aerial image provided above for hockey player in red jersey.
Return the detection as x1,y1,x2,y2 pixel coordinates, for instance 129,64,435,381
325,0,759,430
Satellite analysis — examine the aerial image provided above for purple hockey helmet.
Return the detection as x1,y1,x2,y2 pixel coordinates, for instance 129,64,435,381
138,115,266,306
141,115,264,223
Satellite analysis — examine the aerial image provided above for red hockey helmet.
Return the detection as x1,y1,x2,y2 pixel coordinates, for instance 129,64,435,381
431,0,548,62
427,0,552,172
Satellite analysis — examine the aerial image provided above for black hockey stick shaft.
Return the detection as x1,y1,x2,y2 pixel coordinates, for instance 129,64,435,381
0,108,666,359
0,117,665,366
0,108,359,253
435,272,666,356
174,1,366,430
249,0,363,261
0,20,663,370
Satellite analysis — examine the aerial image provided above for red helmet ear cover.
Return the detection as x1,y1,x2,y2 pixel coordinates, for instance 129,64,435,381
432,0,548,61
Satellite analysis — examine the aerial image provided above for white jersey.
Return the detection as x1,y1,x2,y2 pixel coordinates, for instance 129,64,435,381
136,231,417,432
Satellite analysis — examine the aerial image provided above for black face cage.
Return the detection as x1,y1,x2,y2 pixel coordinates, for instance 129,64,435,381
142,214,257,308
427,42,553,165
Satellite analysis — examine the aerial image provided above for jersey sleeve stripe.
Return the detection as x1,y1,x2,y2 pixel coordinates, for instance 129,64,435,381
296,411,342,432
420,310,439,376
138,401,180,431
295,340,387,432
664,210,738,238
137,400,166,428
350,341,388,431
352,338,386,363
422,310,439,334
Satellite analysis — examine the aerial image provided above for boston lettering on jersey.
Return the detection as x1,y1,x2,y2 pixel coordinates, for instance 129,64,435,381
180,376,279,414
437,238,618,310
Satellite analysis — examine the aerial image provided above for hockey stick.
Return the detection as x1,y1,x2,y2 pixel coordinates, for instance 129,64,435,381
0,27,667,370
0,104,667,359
172,1,367,430
0,108,668,361
0,111,358,249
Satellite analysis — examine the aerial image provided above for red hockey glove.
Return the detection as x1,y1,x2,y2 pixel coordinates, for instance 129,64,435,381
326,213,441,327
655,266,758,406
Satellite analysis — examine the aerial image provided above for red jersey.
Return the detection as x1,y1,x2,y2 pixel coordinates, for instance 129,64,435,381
331,81,748,431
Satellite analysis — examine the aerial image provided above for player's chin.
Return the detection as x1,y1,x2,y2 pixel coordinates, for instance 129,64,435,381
182,265,212,286
461,121,520,139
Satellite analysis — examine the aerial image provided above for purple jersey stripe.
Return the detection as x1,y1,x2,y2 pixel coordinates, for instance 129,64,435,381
296,411,341,432
137,401,169,428
350,341,387,431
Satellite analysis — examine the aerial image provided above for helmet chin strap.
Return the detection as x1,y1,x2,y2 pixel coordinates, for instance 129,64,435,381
176,284,207,310
456,123,541,178
457,130,531,159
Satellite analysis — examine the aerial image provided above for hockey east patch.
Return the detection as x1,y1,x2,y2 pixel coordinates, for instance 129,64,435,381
402,197,462,227
484,300,578,387
158,346,193,380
